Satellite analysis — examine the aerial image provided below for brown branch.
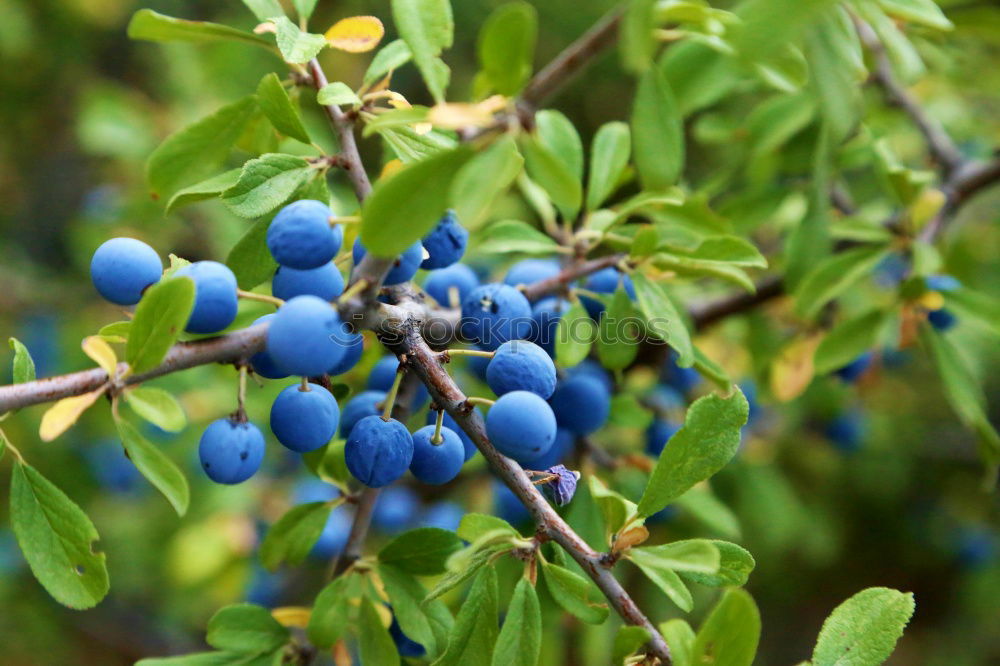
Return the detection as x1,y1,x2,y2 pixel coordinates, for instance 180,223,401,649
521,254,625,301
689,275,785,331
919,157,1000,243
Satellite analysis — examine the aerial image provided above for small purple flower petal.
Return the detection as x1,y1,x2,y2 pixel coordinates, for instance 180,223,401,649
543,464,580,506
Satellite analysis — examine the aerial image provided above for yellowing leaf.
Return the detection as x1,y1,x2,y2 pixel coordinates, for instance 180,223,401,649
427,96,506,130
81,336,118,377
272,606,312,628
380,159,404,179
39,390,106,442
325,16,385,53
613,525,650,554
770,333,823,402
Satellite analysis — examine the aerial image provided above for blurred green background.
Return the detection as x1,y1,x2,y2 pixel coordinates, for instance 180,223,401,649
0,1,999,664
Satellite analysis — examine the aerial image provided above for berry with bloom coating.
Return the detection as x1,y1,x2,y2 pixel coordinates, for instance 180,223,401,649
420,501,464,531
522,427,574,469
410,425,465,484
645,419,680,456
423,263,480,307
529,297,570,357
269,383,340,452
503,258,561,292
568,359,614,393
549,375,610,435
928,308,957,331
367,357,429,410
421,210,468,269
175,261,238,333
248,314,289,380
835,352,873,383
344,415,414,487
460,283,533,351
486,340,557,398
90,237,162,305
327,329,364,375
199,418,265,484
372,486,419,532
339,390,386,439
353,239,424,285
580,267,635,318
486,391,557,462
266,200,342,269
426,409,479,461
271,263,344,301
266,295,348,376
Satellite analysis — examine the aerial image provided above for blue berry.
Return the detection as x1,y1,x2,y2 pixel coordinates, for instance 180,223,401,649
647,384,684,412
580,267,635,318
925,274,961,292
353,239,424,285
423,263,480,307
460,283,533,351
522,427,574,469
568,359,614,393
267,200,342,269
344,415,414,487
410,425,465,484
175,261,238,333
662,352,701,393
421,210,468,269
493,481,531,524
271,263,344,301
928,308,957,331
327,330,364,375
549,375,610,435
645,419,680,456
824,411,865,453
835,352,873,382
198,418,265,484
503,258,561,290
466,351,491,383
90,237,162,305
390,616,426,658
249,314,289,380
367,357,428,410
420,501,464,531
312,507,353,558
372,486,420,532
266,295,348,376
486,340,557,398
529,298,570,357
85,439,142,493
269,383,340,453
339,390,386,439
292,477,339,504
425,409,479,461
486,391,557,462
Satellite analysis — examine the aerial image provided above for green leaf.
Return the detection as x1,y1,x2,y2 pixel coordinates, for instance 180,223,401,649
943,288,1000,339
361,146,474,256
222,154,314,219
380,126,456,162
691,589,761,666
536,110,584,184
793,245,891,320
597,287,641,370
435,566,499,666
293,0,319,23
308,574,361,648
226,215,280,291
392,0,454,102
491,577,541,666
273,16,327,64
637,387,749,517
877,0,953,30
631,273,693,367
10,462,109,609
207,603,289,653
136,653,279,666
627,552,694,612
613,625,652,663
478,219,561,256
678,236,767,268
256,73,310,144
359,596,398,666
621,0,657,74
692,345,732,392
379,563,453,658
316,82,362,107
452,135,524,226
362,106,431,135
457,513,519,543
660,618,696,666
146,96,258,199
677,540,756,588
165,169,242,214
478,2,537,96
425,544,501,603
378,527,463,575
126,277,196,375
520,135,582,221
632,539,721,574
260,501,332,571
814,310,887,376
127,9,272,49
631,62,684,190
241,0,284,21
812,587,915,666
588,476,639,537
364,39,412,86
540,560,609,625
9,337,35,384
124,386,186,432
116,420,190,517
586,122,631,211
805,7,864,144
555,300,596,369
674,487,742,539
